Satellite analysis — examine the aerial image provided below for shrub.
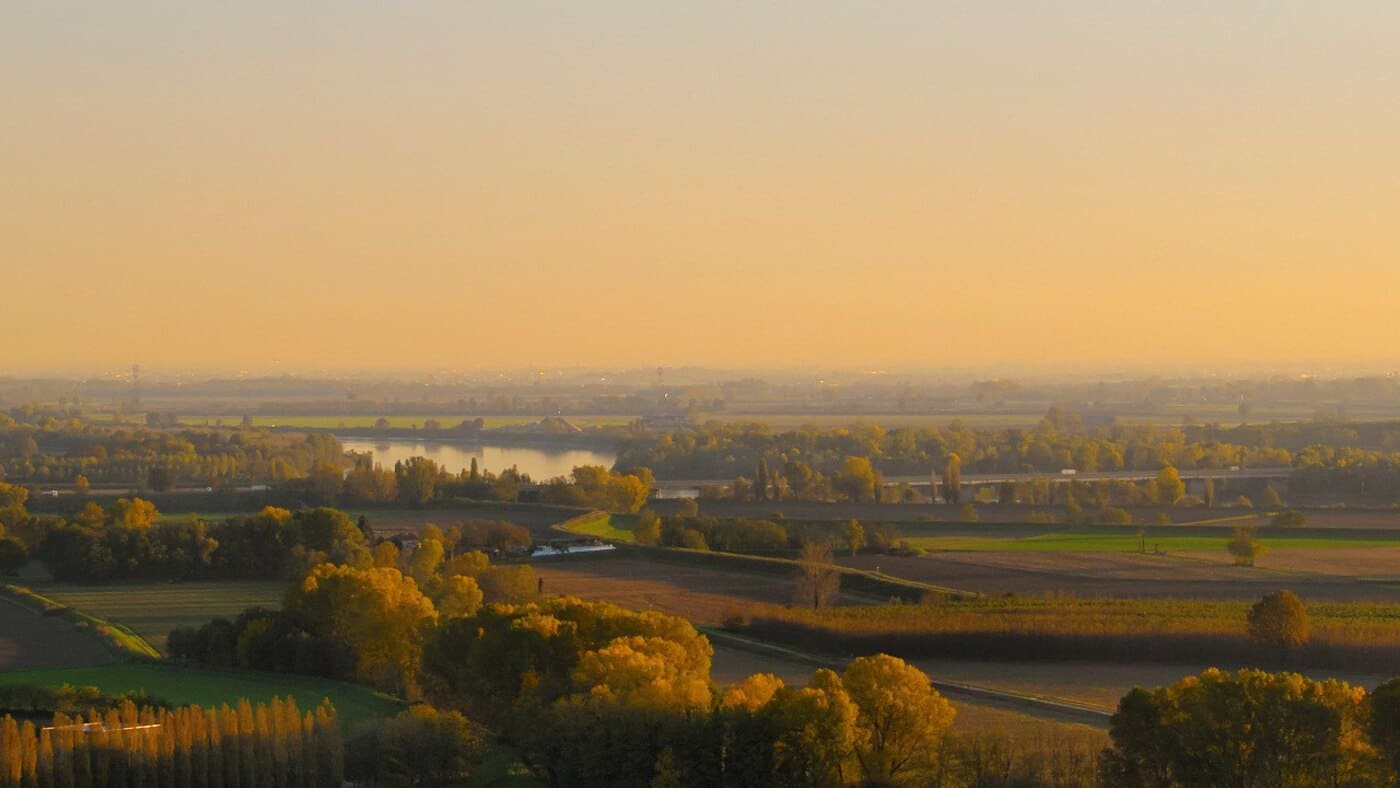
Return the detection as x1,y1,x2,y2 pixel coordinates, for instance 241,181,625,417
1248,590,1310,651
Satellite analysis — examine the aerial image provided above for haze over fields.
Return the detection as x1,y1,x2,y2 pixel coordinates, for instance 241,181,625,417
4,2,1400,373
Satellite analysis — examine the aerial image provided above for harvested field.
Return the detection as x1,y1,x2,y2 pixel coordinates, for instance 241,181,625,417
533,554,823,624
843,552,1400,602
30,581,287,652
0,598,114,671
1182,545,1400,579
912,658,1390,710
654,499,1272,526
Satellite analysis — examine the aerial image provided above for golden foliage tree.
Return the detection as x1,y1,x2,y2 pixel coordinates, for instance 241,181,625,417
842,654,956,784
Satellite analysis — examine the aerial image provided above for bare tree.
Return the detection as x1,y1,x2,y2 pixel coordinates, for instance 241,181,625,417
795,541,841,609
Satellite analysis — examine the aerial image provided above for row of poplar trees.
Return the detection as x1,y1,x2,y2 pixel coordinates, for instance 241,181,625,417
0,697,342,788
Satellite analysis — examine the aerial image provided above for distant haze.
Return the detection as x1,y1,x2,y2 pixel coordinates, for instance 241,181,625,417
3,3,1399,371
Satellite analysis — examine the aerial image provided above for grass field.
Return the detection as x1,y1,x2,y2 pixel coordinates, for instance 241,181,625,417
561,512,636,541
31,581,288,651
0,663,402,729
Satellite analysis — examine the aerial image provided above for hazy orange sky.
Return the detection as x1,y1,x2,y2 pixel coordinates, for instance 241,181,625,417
3,3,1399,373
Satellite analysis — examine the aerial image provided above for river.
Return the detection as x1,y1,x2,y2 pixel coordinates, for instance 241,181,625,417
337,437,616,481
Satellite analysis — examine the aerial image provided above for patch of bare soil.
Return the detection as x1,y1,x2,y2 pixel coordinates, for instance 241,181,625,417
533,556,812,624
1183,545,1400,581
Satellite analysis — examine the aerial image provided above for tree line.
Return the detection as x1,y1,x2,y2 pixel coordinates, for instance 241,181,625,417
0,696,342,788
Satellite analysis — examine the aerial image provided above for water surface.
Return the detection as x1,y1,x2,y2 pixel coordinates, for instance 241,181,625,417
338,438,615,481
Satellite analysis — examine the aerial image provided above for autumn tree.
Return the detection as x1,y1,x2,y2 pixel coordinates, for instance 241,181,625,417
372,541,400,569
112,497,159,528
434,574,484,619
832,457,877,503
1101,669,1372,787
407,536,446,589
841,520,864,556
633,510,662,546
941,454,962,504
843,654,956,784
284,564,436,695
1155,464,1185,504
794,542,841,609
1248,590,1310,651
73,474,90,496
1228,525,1266,567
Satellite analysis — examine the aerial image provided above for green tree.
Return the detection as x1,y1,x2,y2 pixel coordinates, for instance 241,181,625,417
634,510,662,546
0,537,27,575
832,457,877,503
346,705,481,787
395,457,441,506
843,654,956,784
755,458,771,503
1369,677,1400,777
147,465,177,492
305,462,344,504
1248,590,1310,651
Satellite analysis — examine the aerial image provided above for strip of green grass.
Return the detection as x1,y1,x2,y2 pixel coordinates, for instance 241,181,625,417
561,512,637,542
0,663,402,729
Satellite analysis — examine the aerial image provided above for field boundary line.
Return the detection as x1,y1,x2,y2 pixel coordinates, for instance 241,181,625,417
701,627,1113,728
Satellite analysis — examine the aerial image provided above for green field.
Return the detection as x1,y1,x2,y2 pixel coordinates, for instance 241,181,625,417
0,663,402,729
563,513,637,541
31,581,288,651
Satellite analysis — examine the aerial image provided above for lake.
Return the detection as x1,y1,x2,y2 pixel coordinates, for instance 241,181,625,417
337,437,616,481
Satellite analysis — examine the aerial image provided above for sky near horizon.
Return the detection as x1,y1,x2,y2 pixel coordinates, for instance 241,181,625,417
3,3,1399,374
